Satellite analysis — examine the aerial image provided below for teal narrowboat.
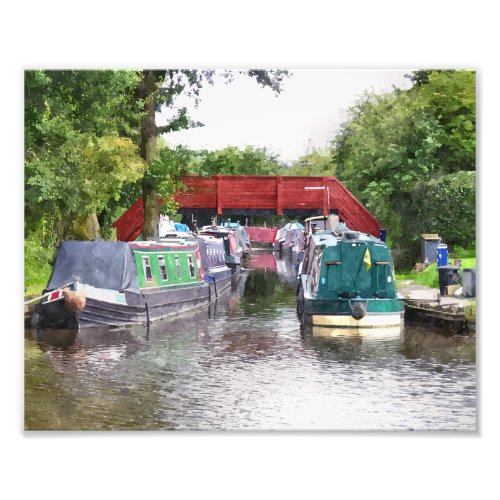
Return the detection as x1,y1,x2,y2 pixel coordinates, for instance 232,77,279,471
297,228,404,338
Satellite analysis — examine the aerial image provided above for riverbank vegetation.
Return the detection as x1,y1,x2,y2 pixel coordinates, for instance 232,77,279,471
333,70,476,268
396,257,477,290
25,69,475,296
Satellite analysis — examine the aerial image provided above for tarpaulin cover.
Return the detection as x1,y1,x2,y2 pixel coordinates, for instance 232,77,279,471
195,237,210,272
283,228,303,249
197,237,226,270
174,223,189,232
46,240,139,292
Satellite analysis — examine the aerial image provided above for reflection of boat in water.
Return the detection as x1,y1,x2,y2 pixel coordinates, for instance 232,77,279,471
303,323,404,340
275,253,298,284
249,251,278,272
300,324,403,364
297,217,404,338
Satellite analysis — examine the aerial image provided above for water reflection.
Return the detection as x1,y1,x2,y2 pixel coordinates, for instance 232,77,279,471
25,250,476,431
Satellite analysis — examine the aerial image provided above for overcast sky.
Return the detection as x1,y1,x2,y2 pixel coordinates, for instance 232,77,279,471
159,69,413,164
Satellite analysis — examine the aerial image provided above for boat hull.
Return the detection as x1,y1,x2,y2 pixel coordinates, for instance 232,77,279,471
303,310,404,338
38,282,211,329
298,276,404,338
205,268,233,298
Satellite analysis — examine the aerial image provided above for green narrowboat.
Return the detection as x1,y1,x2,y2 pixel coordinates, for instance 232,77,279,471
37,237,211,329
297,228,404,338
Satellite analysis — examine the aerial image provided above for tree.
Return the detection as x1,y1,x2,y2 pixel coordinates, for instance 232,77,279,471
284,146,335,176
25,70,145,258
332,70,476,266
334,90,441,243
136,69,289,238
189,145,283,176
418,70,476,174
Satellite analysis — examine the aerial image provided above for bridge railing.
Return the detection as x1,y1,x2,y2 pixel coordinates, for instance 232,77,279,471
113,175,381,241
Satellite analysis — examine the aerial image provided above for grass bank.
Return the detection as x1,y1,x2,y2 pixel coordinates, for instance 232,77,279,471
395,257,476,289
24,266,52,300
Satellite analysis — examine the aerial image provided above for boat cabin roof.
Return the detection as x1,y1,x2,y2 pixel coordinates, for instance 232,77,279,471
304,215,328,223
310,230,382,247
200,225,231,233
130,238,198,252
197,234,225,244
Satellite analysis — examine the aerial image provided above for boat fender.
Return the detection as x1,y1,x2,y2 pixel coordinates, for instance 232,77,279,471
351,302,367,320
63,287,86,312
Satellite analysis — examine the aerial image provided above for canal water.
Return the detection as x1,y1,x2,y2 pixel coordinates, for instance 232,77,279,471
24,251,476,431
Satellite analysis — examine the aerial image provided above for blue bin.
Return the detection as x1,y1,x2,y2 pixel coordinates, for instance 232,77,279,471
437,244,448,268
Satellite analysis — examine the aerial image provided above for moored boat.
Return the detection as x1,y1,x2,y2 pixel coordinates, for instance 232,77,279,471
296,224,404,338
198,225,241,274
219,221,252,256
273,221,304,256
195,234,233,296
160,229,234,296
36,238,211,329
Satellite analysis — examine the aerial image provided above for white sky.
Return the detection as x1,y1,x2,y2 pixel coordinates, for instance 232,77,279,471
159,69,413,164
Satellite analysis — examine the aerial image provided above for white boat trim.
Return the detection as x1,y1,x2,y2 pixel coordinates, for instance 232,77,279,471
311,312,404,328
311,325,403,338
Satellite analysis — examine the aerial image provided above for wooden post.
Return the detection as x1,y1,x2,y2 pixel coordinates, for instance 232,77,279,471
277,176,283,215
323,181,328,216
216,176,222,215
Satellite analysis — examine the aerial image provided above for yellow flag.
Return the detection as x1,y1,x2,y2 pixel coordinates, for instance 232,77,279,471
363,248,371,271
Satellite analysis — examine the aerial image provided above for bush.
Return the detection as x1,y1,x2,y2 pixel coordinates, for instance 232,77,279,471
24,229,56,297
409,171,476,248
450,244,476,259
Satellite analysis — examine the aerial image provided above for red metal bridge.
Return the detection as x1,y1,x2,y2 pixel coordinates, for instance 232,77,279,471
113,175,381,241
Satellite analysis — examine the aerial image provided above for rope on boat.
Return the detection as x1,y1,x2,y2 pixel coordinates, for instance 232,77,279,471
23,281,75,305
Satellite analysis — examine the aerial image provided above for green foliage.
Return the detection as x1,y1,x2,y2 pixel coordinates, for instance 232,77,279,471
396,257,476,290
25,70,146,231
284,147,335,176
334,89,442,242
145,145,196,214
189,146,283,176
450,244,476,259
396,262,440,289
26,134,146,220
418,70,476,174
459,258,476,270
24,225,57,295
25,70,147,292
333,70,476,266
408,171,476,248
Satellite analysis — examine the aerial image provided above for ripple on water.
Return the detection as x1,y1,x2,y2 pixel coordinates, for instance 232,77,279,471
25,259,476,431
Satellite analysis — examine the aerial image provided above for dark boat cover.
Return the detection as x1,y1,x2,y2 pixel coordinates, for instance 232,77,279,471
196,237,226,271
46,240,139,292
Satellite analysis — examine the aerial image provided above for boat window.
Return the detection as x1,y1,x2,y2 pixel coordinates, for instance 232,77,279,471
175,255,182,279
187,255,196,278
158,256,168,281
142,256,153,282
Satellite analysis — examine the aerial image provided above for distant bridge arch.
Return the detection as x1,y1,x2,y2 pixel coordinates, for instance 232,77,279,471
113,175,381,241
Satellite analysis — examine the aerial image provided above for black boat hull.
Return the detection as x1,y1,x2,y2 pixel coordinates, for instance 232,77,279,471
38,283,211,329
